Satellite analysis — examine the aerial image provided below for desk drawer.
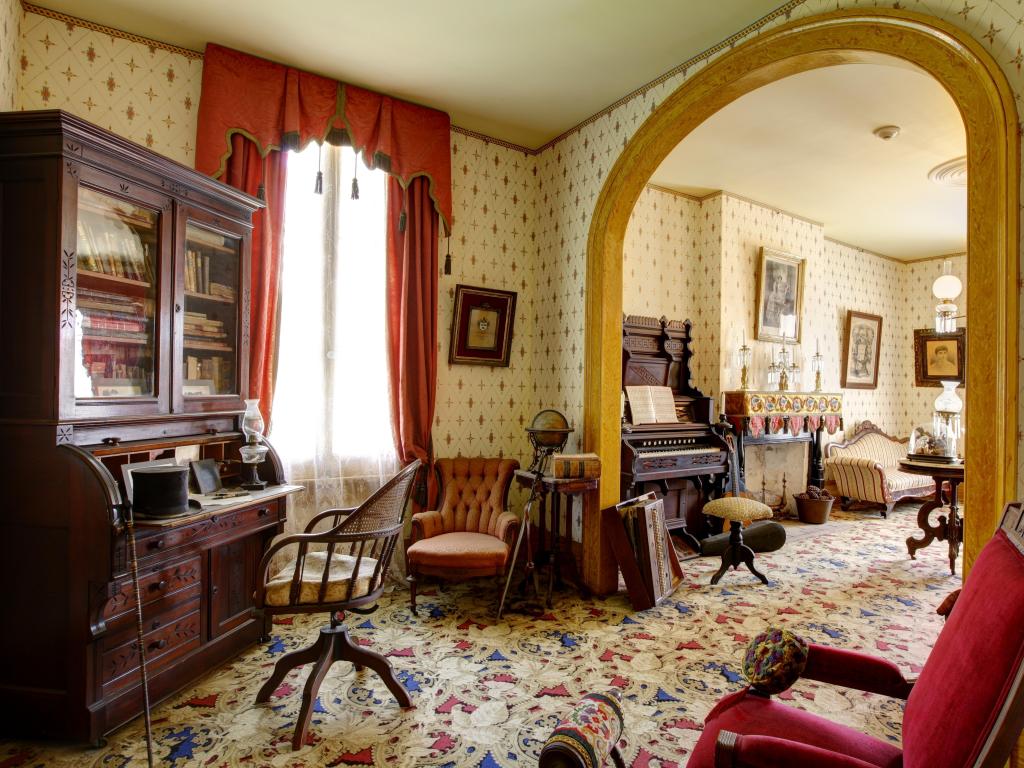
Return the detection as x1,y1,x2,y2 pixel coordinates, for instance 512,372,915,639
135,501,281,561
101,595,201,693
102,555,202,624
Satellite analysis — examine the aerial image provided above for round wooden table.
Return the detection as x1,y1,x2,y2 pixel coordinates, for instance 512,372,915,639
899,459,964,575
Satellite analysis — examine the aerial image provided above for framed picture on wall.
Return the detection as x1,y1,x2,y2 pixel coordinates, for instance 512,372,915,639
914,328,966,387
841,310,883,389
449,284,517,366
755,247,804,342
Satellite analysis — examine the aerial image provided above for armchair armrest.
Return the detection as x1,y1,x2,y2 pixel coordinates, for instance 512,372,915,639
303,507,356,533
716,732,883,768
824,457,888,504
411,510,444,543
495,510,520,548
801,643,913,699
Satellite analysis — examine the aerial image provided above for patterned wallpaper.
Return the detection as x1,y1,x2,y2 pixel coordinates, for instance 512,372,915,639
9,0,1020,496
435,135,539,483
17,6,201,166
532,0,1023,492
0,0,18,110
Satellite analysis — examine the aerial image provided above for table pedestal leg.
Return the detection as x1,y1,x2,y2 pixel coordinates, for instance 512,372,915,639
906,476,961,574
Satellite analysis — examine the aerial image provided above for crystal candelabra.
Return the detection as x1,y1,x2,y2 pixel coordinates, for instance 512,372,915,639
777,343,792,392
737,342,752,390
811,340,823,392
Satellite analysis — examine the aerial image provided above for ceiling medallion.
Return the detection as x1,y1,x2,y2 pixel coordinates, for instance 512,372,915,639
928,156,967,187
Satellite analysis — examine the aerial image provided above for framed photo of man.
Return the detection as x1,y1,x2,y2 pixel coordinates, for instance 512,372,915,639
755,247,804,342
841,311,883,389
914,328,966,387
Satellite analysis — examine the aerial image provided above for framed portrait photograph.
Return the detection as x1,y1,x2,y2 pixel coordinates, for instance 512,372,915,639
914,328,966,387
755,247,804,342
449,284,517,366
841,311,883,389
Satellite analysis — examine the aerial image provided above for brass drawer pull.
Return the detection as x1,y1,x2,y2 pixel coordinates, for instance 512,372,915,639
257,507,270,517
150,580,167,592
148,539,165,550
148,639,168,651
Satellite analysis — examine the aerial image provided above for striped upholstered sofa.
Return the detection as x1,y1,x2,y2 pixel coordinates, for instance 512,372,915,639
824,421,932,517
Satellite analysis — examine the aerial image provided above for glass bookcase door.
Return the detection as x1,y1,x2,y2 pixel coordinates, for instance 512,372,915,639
74,187,158,400
181,222,241,399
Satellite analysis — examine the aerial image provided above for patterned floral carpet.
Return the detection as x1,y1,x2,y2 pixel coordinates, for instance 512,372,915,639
4,503,959,768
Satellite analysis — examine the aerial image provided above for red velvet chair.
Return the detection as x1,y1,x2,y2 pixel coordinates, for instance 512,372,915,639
689,501,1024,768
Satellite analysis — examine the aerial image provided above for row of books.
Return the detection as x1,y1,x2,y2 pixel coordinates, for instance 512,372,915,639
185,355,233,393
77,214,153,283
184,249,237,302
82,347,150,381
79,288,151,342
184,311,229,342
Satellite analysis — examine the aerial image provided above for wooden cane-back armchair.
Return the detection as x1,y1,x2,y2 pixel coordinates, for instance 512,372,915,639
253,460,420,750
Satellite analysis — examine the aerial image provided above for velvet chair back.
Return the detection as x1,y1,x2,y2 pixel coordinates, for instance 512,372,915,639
902,503,1024,767
434,458,518,537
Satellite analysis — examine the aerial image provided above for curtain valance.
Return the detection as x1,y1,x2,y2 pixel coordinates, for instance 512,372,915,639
195,43,452,231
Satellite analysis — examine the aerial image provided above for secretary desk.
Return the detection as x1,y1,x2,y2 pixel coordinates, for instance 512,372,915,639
0,111,294,743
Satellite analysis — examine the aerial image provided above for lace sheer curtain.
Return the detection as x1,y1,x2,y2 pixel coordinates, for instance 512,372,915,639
269,143,399,536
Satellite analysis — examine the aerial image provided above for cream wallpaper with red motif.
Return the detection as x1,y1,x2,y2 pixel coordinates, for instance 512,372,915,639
534,0,1022,493
17,6,201,165
0,0,19,110
8,0,1022,496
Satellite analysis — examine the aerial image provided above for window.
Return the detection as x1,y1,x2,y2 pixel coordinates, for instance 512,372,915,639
269,143,397,521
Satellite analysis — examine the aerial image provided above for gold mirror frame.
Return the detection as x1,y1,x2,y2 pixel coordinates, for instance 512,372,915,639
584,8,1019,594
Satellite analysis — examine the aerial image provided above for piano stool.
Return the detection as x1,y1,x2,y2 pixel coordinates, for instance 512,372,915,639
702,497,774,585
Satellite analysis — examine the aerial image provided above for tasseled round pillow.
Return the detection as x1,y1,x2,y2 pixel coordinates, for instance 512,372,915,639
742,627,810,695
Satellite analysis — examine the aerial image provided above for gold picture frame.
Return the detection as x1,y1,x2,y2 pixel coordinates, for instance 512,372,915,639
755,247,805,343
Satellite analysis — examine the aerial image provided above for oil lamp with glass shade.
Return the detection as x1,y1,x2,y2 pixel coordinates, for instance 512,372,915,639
933,259,963,334
239,398,269,490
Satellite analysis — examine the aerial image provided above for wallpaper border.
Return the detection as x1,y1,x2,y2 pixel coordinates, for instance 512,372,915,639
21,2,204,59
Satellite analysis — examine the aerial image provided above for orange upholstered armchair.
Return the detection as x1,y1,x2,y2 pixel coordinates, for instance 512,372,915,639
406,457,520,612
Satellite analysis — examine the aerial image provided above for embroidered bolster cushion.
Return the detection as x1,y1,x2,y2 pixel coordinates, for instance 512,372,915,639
539,690,624,767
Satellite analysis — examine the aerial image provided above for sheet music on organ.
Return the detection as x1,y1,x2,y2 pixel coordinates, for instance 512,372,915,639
625,385,678,424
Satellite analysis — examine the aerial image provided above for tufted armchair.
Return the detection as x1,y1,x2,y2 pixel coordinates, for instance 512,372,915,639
406,457,520,612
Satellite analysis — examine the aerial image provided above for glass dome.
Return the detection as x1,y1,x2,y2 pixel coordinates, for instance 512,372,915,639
908,381,963,462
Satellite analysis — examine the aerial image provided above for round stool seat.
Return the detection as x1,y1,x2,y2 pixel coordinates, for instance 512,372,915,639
704,496,773,522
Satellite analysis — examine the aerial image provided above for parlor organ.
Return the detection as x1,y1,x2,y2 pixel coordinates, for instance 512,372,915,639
620,315,729,551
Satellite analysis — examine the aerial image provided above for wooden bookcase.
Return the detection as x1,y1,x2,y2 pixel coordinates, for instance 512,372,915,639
0,111,291,743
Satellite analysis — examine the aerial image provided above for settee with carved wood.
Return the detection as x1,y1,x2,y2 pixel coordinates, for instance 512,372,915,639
824,421,931,517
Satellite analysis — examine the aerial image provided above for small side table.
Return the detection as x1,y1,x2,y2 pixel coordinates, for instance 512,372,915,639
899,460,964,575
514,469,598,606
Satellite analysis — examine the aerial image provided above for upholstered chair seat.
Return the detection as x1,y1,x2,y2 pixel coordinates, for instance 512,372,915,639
264,551,379,607
406,456,520,611
703,496,773,522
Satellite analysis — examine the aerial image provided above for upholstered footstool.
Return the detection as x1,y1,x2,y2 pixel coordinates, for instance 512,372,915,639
702,497,773,585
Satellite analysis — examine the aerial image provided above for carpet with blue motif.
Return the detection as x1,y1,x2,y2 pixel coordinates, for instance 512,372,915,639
2,503,958,767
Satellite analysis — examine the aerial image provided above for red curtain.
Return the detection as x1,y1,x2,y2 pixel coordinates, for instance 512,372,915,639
221,135,287,425
196,44,451,466
387,176,439,504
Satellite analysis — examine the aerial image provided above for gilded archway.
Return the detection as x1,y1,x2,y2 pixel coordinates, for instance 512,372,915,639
583,8,1019,593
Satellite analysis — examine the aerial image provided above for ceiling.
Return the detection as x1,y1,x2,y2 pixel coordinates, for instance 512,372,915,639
650,60,967,260
47,0,786,149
